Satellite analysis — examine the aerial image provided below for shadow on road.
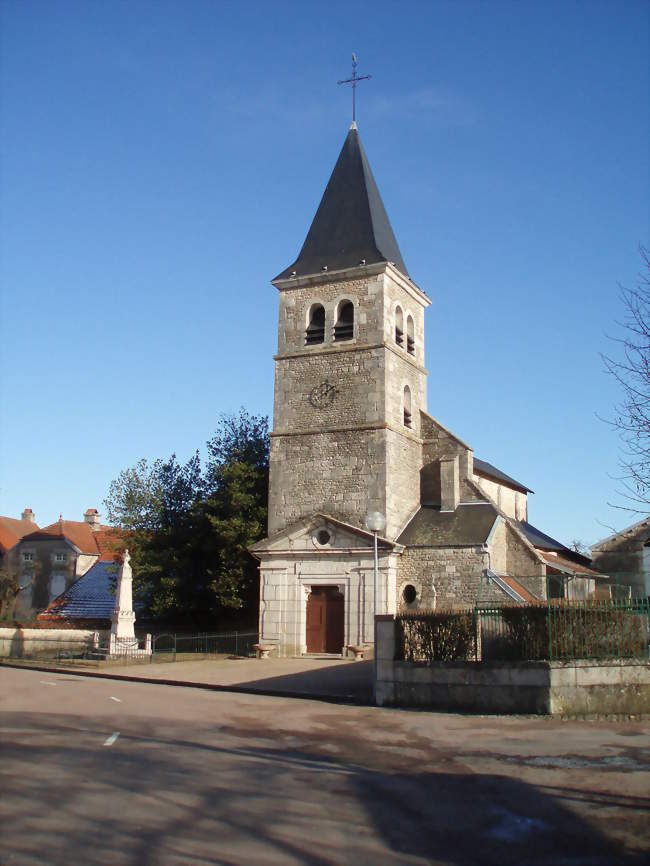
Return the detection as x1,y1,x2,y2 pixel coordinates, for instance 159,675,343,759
2,711,647,866
235,659,374,700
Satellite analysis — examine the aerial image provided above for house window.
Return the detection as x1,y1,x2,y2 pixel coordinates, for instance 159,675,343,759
22,552,34,563
403,385,412,428
334,300,354,341
406,315,415,355
55,553,67,563
395,306,404,346
305,303,325,345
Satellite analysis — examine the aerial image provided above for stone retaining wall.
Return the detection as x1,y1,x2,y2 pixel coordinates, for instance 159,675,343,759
0,627,106,658
375,615,650,714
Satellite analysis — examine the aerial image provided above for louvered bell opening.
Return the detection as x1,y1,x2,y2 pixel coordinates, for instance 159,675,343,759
395,327,404,347
305,306,325,345
404,409,412,428
334,301,354,342
407,336,415,355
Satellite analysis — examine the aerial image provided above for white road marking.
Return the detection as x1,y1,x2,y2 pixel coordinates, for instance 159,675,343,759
103,732,120,747
40,681,56,686
109,696,121,702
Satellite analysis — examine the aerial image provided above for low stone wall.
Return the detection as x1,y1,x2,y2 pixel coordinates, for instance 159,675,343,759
375,616,650,714
0,627,106,659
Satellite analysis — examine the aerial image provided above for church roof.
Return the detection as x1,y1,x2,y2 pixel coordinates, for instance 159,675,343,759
473,458,533,494
397,503,498,547
516,520,591,566
275,124,408,280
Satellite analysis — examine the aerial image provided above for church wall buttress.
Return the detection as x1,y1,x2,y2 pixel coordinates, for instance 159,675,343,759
385,428,422,539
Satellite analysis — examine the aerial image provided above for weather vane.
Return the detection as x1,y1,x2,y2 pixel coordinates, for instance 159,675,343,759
337,54,371,123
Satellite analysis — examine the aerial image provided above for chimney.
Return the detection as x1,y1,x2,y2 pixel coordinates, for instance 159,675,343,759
84,508,101,530
21,508,36,523
440,456,460,512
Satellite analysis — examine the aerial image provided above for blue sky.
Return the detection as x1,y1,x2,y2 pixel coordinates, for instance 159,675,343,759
1,0,648,547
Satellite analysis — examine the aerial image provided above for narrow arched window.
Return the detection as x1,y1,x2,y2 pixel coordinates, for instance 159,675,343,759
403,385,412,428
406,315,415,355
395,306,404,347
305,303,325,345
334,300,354,342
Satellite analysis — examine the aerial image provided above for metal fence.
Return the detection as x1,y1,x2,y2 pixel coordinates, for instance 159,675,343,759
151,631,258,660
0,630,258,664
397,599,650,663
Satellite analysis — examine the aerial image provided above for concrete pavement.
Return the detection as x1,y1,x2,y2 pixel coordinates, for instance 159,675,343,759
1,666,649,865
0,655,375,703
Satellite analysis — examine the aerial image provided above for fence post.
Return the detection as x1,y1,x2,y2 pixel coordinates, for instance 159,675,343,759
235,631,239,656
547,580,553,661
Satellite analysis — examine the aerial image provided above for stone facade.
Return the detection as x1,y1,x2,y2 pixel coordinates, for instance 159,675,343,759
397,545,490,609
252,126,590,657
590,519,650,598
268,264,430,541
252,514,401,657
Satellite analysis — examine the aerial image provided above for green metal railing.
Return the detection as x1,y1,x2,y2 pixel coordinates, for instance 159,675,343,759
151,631,258,660
397,598,650,663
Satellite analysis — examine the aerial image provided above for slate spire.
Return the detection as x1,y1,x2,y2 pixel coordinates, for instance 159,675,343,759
275,123,407,280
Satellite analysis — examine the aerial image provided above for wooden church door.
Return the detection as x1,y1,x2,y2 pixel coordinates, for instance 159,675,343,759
306,587,344,653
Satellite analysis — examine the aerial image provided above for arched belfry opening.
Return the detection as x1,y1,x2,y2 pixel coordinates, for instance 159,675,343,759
395,306,404,346
403,385,412,428
406,315,415,355
305,303,325,345
334,300,354,341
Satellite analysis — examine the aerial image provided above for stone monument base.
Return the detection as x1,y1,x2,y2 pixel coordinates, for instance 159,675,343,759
108,633,152,659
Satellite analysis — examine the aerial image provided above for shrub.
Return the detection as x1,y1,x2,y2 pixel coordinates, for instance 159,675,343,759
397,610,476,662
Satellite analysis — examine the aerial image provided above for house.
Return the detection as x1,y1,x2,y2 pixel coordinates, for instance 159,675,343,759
590,517,650,599
250,122,605,658
14,508,122,621
0,509,39,618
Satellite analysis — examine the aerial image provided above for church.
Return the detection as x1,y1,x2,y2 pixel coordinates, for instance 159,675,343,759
251,121,600,658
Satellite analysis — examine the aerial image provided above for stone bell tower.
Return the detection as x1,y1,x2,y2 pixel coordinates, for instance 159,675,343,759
268,123,431,541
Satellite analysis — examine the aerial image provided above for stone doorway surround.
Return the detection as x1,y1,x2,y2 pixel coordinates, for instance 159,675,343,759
302,579,347,655
305,585,345,654
251,513,403,657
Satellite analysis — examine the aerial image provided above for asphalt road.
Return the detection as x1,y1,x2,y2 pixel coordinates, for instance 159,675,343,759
1,667,649,866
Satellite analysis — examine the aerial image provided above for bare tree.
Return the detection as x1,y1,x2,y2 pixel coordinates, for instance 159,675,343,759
602,246,650,510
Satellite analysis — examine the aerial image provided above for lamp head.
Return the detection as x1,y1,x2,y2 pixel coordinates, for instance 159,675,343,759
366,512,386,533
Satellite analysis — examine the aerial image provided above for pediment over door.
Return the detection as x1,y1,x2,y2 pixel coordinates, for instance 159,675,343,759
250,512,402,556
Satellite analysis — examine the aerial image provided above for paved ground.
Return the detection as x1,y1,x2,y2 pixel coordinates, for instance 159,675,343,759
1,667,649,866
74,655,375,701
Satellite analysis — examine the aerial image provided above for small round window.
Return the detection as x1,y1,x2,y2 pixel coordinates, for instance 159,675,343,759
316,529,331,546
402,584,417,605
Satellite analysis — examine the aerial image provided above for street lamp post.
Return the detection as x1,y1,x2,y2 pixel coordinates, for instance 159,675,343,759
366,511,386,651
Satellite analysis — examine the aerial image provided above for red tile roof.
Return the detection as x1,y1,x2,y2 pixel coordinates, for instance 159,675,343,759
0,516,41,553
538,551,603,578
94,528,124,561
499,575,539,603
21,519,123,557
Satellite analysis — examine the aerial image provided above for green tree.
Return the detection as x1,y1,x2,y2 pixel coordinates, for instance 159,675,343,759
104,410,269,628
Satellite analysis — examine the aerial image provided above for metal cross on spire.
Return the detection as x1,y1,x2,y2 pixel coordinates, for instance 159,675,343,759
337,53,371,123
